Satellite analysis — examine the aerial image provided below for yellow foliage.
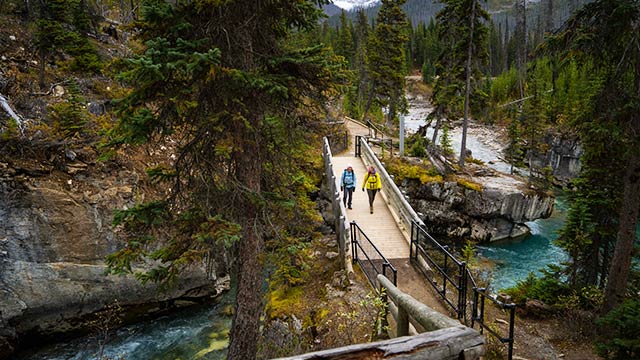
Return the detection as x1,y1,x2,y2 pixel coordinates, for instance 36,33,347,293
265,285,304,320
384,158,442,185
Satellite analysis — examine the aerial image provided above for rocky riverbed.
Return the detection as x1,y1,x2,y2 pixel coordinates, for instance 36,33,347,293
402,89,556,243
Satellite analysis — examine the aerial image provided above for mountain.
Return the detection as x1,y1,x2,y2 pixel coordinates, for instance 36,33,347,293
329,0,593,33
331,0,380,10
322,3,343,16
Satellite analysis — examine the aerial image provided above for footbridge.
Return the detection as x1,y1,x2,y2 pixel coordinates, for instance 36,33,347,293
295,119,519,360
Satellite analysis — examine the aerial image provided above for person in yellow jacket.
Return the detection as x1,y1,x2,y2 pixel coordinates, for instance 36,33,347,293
362,166,382,214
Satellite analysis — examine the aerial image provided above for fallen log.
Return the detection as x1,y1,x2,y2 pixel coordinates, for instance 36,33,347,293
0,93,25,134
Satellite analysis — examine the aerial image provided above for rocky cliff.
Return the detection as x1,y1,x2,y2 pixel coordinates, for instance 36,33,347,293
0,156,228,358
404,171,554,243
531,130,582,185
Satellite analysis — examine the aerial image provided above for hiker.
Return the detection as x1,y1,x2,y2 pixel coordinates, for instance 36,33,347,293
341,164,356,209
362,166,382,214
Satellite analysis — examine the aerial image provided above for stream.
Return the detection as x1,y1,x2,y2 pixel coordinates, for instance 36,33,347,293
405,97,569,291
15,291,234,360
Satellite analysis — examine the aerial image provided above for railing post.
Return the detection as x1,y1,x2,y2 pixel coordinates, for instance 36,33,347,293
350,221,357,263
442,246,448,296
410,221,415,259
459,262,467,321
507,303,516,360
355,135,362,157
472,287,479,328
478,288,486,335
396,303,409,337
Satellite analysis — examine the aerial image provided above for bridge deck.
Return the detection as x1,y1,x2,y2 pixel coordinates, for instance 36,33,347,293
332,155,410,260
332,120,450,316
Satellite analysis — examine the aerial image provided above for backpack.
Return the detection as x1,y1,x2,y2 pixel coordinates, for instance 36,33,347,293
343,170,355,186
367,173,378,186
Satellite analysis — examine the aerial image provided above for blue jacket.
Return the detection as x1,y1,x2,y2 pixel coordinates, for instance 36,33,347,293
341,169,356,189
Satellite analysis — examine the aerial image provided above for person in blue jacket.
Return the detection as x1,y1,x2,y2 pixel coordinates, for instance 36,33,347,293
341,164,356,209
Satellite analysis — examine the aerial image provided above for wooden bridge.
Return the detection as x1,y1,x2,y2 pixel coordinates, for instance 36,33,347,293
285,119,490,360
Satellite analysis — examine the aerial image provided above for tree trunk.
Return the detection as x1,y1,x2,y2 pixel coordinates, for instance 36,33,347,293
516,0,527,99
459,0,477,168
228,128,264,360
602,42,640,312
602,150,640,313
431,117,441,144
545,0,553,33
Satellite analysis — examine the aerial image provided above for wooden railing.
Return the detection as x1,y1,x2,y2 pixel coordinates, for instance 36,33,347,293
276,275,485,360
322,137,353,277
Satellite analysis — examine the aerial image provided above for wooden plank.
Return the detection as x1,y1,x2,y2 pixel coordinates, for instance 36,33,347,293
275,326,484,359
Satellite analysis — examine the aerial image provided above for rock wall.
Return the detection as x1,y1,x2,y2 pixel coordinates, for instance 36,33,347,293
405,175,554,243
0,159,228,358
532,131,582,185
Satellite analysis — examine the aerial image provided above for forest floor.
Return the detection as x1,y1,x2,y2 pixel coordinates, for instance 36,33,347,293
290,231,602,360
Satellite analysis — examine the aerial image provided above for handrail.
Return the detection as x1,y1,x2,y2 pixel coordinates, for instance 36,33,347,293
377,274,460,334
322,137,353,278
410,218,517,360
358,137,425,241
410,220,467,319
350,221,397,287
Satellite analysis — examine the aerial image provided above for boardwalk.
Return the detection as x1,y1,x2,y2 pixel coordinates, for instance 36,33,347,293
331,120,450,315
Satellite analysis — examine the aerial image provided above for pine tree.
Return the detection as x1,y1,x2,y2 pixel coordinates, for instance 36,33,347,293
106,1,345,359
433,0,489,167
354,9,371,117
336,10,355,63
365,0,409,126
546,0,640,313
34,0,101,87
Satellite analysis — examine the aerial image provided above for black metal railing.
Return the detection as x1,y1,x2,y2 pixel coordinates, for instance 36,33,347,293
410,220,467,319
410,219,516,360
471,285,517,360
350,221,397,288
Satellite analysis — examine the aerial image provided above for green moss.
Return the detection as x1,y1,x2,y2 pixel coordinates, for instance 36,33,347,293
385,158,442,184
266,285,304,320
456,178,483,192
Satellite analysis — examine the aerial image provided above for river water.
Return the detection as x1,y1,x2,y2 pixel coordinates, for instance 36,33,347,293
16,291,234,360
404,99,569,291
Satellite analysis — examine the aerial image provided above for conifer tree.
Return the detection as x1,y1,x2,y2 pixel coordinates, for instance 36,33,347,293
34,0,101,88
433,0,489,167
365,0,409,126
336,10,355,63
106,1,345,358
354,9,371,115
546,0,640,313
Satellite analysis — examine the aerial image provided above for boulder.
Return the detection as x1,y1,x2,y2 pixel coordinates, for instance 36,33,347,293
0,164,228,358
407,173,554,243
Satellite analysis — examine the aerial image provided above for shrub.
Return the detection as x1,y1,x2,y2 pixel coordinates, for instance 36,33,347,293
409,141,426,158
596,298,640,359
385,158,442,184
504,265,569,305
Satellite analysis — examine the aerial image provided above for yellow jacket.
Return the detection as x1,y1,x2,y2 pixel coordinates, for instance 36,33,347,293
362,171,382,190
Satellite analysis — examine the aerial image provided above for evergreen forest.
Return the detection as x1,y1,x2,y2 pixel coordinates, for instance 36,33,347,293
0,0,638,359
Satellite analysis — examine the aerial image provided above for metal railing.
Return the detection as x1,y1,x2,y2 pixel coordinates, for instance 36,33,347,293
350,221,397,288
410,219,517,360
410,220,468,319
471,285,517,359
